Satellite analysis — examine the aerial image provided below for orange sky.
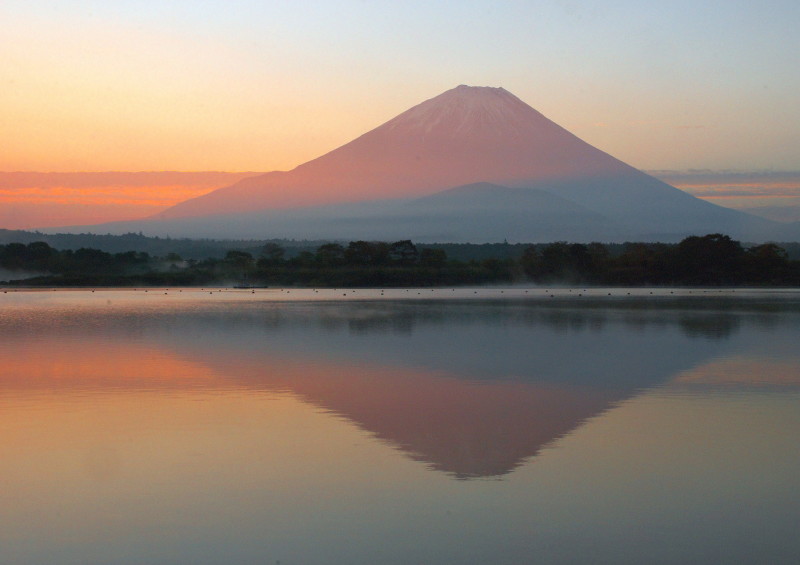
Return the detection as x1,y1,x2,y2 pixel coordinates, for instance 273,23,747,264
0,172,256,229
2,2,799,173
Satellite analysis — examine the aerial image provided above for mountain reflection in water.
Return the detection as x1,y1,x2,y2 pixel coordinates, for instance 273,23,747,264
2,295,796,479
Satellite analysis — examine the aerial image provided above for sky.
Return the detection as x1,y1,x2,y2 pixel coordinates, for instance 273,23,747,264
2,0,799,173
1,1,799,228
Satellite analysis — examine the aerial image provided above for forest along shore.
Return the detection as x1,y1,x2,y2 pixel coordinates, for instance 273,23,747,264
2,234,799,288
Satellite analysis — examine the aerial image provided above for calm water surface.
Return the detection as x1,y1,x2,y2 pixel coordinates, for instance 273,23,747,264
1,288,799,564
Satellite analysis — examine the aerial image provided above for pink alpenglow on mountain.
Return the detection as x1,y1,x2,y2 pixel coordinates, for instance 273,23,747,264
158,85,632,219
60,85,786,242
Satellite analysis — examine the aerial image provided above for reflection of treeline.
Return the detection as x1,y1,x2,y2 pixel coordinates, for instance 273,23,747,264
2,234,799,286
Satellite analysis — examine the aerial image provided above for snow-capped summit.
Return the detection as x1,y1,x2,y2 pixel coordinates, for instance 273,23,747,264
383,85,535,136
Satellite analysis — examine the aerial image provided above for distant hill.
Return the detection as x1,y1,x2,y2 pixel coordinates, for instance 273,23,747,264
49,180,798,243
0,229,319,259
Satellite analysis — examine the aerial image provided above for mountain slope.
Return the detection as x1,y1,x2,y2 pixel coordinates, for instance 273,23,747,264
47,85,799,242
157,85,634,219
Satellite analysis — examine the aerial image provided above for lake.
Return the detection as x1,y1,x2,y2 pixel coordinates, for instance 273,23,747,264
1,288,799,564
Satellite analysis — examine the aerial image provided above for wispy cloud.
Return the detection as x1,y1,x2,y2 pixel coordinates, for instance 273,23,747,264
0,171,258,228
650,170,800,216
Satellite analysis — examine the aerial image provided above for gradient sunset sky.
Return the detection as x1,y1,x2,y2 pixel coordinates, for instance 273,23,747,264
3,0,799,173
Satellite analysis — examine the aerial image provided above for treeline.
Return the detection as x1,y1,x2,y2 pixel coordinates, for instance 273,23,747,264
2,234,799,287
521,234,798,286
0,239,511,286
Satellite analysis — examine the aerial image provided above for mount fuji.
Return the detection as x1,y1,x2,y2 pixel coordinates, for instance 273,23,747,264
51,85,796,242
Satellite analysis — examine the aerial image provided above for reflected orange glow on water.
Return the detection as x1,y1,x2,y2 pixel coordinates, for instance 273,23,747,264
0,333,622,479
0,339,217,390
0,387,398,549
